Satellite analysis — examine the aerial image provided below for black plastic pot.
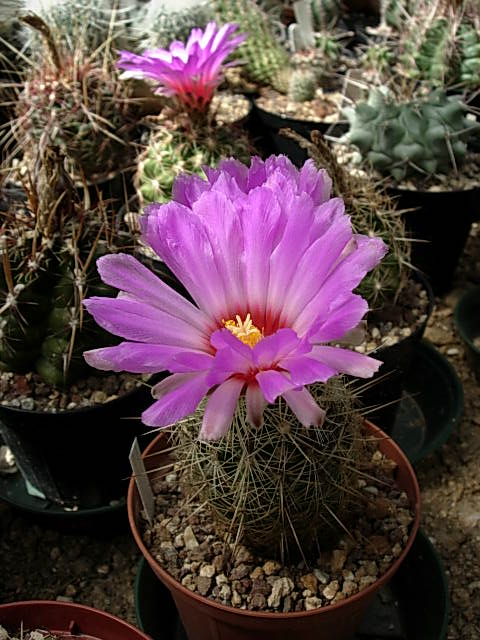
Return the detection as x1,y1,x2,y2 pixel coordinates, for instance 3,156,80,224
389,186,478,295
355,271,435,432
454,286,480,382
0,379,157,509
250,100,345,167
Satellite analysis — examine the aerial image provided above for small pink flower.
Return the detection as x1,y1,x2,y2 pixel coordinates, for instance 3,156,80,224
117,22,245,111
84,156,387,439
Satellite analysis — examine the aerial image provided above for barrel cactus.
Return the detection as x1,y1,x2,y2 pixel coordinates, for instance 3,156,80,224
343,89,479,182
16,14,140,180
288,69,316,103
0,147,126,386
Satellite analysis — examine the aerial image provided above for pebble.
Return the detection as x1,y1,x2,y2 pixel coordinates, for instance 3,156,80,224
20,397,35,410
322,580,339,600
56,595,73,602
267,577,294,608
447,348,460,356
305,596,323,610
199,564,215,578
300,573,318,593
184,526,199,550
96,564,110,576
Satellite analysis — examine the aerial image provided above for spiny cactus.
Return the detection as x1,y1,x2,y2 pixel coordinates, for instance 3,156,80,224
212,0,290,89
136,118,252,207
343,89,479,182
15,15,140,180
282,127,411,307
412,17,455,86
288,69,316,102
0,147,129,386
133,1,213,50
175,378,363,560
311,0,342,30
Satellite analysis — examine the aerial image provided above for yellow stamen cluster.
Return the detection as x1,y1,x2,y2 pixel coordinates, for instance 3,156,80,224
223,313,263,348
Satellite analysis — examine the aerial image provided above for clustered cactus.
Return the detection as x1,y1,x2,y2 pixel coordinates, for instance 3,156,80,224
0,147,125,386
343,89,479,181
176,379,363,560
213,0,290,90
15,15,140,180
136,118,252,207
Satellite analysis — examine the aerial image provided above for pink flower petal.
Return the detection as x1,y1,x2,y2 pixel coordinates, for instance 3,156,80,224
311,345,382,378
200,377,245,440
252,328,307,369
281,356,336,386
255,369,293,404
246,382,267,428
142,372,209,427
83,342,194,373
283,387,326,427
307,295,369,343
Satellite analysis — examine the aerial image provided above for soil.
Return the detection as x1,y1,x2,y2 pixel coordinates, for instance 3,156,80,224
1,225,480,638
256,88,341,123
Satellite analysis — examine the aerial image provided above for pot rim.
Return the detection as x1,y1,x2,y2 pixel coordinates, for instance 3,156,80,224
0,599,152,639
127,420,421,621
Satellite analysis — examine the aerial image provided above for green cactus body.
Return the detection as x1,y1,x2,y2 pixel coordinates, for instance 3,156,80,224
288,70,316,103
344,89,479,181
136,121,252,208
311,0,341,30
459,23,480,87
212,0,290,88
175,379,363,560
413,17,454,86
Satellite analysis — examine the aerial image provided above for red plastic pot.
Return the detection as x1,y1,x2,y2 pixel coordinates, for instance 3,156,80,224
127,421,421,640
0,601,152,639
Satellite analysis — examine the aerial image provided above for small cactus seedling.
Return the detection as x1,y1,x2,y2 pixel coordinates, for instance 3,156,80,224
288,69,316,102
343,88,479,182
15,14,140,180
0,146,130,386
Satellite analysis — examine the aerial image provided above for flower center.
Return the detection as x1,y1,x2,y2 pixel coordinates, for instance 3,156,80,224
223,313,263,348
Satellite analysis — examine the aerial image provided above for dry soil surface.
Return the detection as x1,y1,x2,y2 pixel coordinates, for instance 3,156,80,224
1,225,480,639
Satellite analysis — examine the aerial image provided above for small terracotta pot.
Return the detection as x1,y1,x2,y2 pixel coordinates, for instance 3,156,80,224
0,600,152,639
128,421,421,640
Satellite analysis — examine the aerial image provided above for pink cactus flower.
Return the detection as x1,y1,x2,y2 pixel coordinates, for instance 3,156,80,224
83,156,387,439
117,22,245,111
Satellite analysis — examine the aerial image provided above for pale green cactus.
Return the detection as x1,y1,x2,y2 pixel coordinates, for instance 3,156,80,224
343,89,479,181
288,69,316,102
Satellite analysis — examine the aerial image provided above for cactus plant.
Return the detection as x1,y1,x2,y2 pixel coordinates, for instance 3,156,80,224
288,69,316,102
212,0,290,90
458,22,480,88
176,378,363,558
15,14,140,180
342,88,479,182
0,146,130,386
136,117,253,207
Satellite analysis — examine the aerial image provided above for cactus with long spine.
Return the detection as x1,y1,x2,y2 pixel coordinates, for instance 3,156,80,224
15,14,140,180
175,378,363,560
343,88,479,182
0,147,128,386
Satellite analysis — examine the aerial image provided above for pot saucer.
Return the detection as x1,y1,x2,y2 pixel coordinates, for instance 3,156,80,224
0,441,126,527
134,530,448,640
389,339,463,463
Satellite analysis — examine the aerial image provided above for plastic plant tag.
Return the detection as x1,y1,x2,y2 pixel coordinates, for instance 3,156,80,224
129,437,155,525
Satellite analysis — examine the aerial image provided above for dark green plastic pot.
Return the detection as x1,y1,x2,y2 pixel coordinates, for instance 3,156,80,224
454,286,480,382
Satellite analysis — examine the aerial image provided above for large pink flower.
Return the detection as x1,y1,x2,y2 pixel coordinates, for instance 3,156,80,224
84,155,387,439
117,22,245,111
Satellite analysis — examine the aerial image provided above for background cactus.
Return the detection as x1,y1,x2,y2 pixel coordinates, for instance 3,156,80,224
343,89,479,181
212,0,290,90
458,22,480,88
136,118,252,207
288,69,316,102
175,378,363,560
0,147,129,386
15,15,140,180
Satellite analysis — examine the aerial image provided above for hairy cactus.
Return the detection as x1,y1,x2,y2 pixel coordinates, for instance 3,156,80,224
136,119,253,207
212,0,290,88
288,69,316,102
0,147,129,385
15,15,140,180
175,378,363,560
133,1,213,50
343,89,479,181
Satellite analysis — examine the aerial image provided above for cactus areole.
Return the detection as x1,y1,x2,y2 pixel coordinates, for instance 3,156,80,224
117,22,245,112
84,155,387,439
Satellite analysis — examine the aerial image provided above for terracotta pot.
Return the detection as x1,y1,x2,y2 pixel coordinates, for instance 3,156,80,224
127,421,421,640
0,600,152,639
